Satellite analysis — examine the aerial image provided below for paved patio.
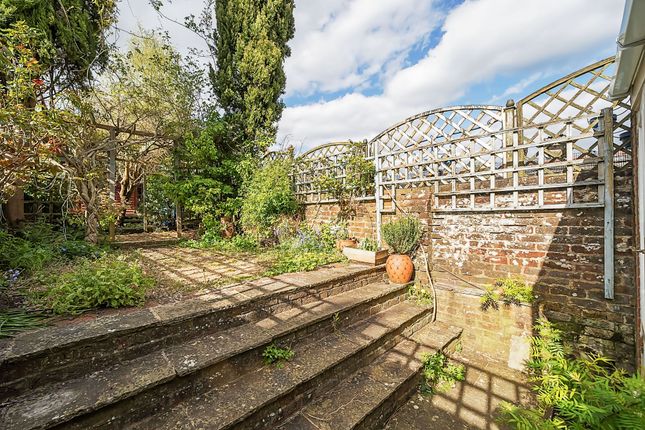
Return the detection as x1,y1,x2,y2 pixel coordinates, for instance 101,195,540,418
139,246,266,289
386,352,532,430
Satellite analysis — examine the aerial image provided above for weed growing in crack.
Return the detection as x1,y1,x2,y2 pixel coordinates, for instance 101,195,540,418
262,343,295,368
420,351,465,394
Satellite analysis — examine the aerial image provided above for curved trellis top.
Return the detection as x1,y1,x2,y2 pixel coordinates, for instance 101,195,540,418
370,105,505,157
265,57,631,209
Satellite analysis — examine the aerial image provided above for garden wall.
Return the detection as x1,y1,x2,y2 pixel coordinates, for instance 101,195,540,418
303,166,637,371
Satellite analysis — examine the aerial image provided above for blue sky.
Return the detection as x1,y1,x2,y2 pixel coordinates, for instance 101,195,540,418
117,0,625,151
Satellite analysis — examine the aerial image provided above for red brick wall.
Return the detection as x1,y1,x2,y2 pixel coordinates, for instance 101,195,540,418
303,169,637,370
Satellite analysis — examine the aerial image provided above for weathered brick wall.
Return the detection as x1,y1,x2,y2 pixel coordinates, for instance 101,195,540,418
434,285,533,369
303,168,637,370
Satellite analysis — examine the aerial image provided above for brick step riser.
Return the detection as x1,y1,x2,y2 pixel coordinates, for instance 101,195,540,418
227,309,433,430
0,269,384,401
59,285,411,430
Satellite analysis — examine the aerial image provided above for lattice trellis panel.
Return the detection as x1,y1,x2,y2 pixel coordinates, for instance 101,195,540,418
518,57,631,167
292,142,363,203
372,106,505,193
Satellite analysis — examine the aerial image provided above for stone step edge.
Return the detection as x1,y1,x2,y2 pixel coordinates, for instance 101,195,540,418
354,322,463,430
0,264,385,367
129,302,430,430
279,322,463,430
0,281,406,430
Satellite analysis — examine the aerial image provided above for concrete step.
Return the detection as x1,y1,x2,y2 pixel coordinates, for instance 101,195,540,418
127,302,430,430
0,280,403,430
279,322,463,430
0,264,384,399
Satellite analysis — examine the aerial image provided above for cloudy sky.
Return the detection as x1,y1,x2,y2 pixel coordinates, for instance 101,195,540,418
116,0,625,152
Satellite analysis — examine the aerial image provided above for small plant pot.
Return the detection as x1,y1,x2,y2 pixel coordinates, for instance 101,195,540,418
342,247,388,265
386,254,414,284
336,238,357,251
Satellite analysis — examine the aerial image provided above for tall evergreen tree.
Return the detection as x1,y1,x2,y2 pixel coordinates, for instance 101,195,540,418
211,0,294,154
0,0,117,100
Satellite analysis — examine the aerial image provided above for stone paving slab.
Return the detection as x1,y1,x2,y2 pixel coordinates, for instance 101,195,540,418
279,322,462,430
0,350,175,430
0,264,380,366
384,352,532,430
139,246,264,288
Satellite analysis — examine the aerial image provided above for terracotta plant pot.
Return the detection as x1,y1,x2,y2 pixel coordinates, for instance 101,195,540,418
385,254,414,284
336,238,357,251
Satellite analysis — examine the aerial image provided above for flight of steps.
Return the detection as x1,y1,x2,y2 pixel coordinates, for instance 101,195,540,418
0,264,461,430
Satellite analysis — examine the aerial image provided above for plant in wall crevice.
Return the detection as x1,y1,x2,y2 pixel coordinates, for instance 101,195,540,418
481,278,534,310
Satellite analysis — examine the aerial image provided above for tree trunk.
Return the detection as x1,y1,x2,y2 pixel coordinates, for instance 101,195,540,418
85,206,100,244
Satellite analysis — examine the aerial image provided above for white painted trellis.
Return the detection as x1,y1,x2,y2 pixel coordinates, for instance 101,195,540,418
267,57,631,300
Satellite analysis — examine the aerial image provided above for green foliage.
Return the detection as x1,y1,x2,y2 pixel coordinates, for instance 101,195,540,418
263,250,343,277
262,343,295,367
500,319,645,430
0,309,47,338
408,283,433,306
358,237,378,251
0,0,117,90
381,216,423,255
0,22,60,200
240,159,299,238
162,112,245,230
212,0,295,151
0,222,102,286
313,141,374,221
481,278,534,310
421,351,465,394
185,233,259,252
43,255,154,315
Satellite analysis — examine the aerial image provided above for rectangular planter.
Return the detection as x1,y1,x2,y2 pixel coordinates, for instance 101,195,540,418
342,247,388,265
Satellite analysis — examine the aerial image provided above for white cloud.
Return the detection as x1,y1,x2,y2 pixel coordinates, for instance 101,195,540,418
278,0,624,150
115,0,210,61
285,0,441,96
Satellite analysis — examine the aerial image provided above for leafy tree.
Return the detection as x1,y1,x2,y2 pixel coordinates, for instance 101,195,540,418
0,22,60,201
211,0,295,153
97,32,202,219
156,112,245,232
0,0,117,100
240,157,299,238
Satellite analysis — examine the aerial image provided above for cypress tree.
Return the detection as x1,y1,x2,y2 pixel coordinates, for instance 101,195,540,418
0,0,117,93
211,0,295,154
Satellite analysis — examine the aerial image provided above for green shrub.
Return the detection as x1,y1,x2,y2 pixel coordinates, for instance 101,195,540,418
44,256,154,315
184,233,259,252
481,278,533,310
262,343,295,367
381,216,423,255
0,224,103,287
500,319,645,429
421,351,465,394
358,237,378,251
241,159,299,238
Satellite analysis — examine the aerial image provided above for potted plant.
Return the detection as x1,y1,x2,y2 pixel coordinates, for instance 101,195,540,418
381,216,423,284
342,237,388,265
334,227,358,250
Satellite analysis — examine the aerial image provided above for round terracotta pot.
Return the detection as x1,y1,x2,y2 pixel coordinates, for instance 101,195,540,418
336,238,357,250
386,254,414,284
